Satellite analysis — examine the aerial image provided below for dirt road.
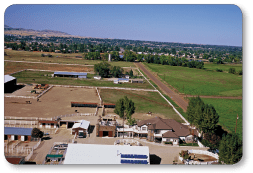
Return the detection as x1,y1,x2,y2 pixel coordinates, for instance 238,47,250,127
135,62,188,112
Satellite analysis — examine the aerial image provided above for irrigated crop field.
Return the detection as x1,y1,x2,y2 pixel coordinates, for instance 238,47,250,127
144,62,242,97
100,89,184,123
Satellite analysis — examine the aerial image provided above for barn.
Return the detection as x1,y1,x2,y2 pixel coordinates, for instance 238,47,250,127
63,144,150,164
54,71,87,79
71,120,90,138
4,127,33,141
4,75,17,93
38,120,59,129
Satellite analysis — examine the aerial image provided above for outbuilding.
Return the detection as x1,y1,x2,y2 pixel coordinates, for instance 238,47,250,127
4,127,33,141
54,71,87,79
4,75,17,93
71,120,90,138
38,120,59,129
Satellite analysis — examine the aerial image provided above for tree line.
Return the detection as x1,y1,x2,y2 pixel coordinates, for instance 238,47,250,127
186,96,242,164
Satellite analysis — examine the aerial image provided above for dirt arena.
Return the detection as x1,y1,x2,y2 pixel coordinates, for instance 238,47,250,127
4,87,100,118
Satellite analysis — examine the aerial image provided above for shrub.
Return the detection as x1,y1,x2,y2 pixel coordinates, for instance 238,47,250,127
229,68,236,74
164,141,172,144
179,150,190,160
216,68,223,72
239,70,242,75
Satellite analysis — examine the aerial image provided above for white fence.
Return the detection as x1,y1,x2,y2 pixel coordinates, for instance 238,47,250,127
37,85,53,98
4,95,37,99
5,116,53,121
197,140,205,148
136,68,189,125
53,112,95,120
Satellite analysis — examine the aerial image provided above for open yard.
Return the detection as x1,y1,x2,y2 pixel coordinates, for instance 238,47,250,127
100,89,184,123
201,98,242,140
143,62,242,97
11,70,153,89
4,87,99,118
4,49,135,67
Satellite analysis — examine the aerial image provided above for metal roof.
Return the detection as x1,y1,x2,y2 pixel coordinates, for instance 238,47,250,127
4,75,16,83
54,71,87,76
72,120,90,129
4,127,33,136
63,144,149,164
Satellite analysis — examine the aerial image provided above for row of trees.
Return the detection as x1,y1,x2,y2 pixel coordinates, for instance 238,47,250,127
186,97,242,164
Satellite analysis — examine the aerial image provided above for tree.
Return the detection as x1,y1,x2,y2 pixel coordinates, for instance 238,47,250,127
129,69,134,78
114,96,135,119
94,62,111,78
201,104,219,134
218,132,242,164
31,128,44,138
111,66,123,78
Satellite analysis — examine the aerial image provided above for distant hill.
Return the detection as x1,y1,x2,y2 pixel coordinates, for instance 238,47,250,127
4,25,73,37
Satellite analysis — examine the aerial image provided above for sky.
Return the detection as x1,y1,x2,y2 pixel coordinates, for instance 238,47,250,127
4,4,242,46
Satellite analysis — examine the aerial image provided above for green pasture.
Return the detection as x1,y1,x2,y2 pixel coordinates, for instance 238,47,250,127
204,62,242,73
100,89,184,123
143,63,242,97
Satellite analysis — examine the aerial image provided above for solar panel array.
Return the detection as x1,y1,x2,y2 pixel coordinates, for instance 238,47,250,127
121,159,148,164
120,154,149,164
121,154,148,159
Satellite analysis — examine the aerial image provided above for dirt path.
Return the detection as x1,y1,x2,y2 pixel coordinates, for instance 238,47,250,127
183,95,242,99
135,62,189,112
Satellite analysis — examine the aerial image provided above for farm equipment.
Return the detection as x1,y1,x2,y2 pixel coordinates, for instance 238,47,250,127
34,84,49,90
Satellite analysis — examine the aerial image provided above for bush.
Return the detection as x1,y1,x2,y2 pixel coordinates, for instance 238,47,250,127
229,68,236,74
179,150,190,160
216,68,223,72
238,70,242,75
164,141,172,144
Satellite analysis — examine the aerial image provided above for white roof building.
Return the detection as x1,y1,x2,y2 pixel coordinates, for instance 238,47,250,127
4,75,16,83
72,120,90,129
63,144,149,164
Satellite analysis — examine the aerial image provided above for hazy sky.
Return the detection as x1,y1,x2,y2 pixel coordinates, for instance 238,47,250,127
4,4,242,46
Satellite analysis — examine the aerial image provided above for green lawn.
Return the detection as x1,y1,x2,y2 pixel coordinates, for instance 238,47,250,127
204,62,242,73
143,63,242,97
4,49,134,67
12,70,153,89
201,98,242,140
100,89,184,123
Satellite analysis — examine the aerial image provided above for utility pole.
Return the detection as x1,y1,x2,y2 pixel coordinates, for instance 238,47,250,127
235,114,239,133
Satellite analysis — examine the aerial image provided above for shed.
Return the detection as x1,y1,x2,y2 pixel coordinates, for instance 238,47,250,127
63,144,150,164
4,127,33,141
72,120,90,138
54,71,87,78
4,75,17,93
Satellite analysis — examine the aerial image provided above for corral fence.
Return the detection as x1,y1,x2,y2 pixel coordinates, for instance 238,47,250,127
5,116,53,121
53,112,96,120
188,149,219,160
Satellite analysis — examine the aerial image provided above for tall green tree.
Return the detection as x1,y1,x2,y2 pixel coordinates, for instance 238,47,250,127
219,132,242,164
114,96,135,119
94,62,111,78
31,128,44,138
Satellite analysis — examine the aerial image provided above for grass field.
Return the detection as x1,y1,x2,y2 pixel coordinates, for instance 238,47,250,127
144,63,242,97
4,49,134,67
204,62,242,73
11,70,153,89
100,89,184,123
201,98,242,140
